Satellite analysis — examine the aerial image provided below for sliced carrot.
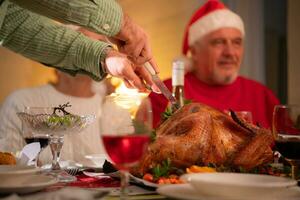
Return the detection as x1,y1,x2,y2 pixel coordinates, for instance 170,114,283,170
157,177,167,184
186,165,216,173
143,173,154,182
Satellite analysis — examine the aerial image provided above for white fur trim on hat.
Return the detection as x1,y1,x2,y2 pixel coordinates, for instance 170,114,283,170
188,9,245,46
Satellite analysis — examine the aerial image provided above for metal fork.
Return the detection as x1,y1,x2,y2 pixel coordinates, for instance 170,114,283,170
65,167,80,176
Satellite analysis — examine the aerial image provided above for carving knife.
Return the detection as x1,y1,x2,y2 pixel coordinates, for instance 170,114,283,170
144,62,179,108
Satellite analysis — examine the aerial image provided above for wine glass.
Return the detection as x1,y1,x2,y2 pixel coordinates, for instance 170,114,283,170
100,93,152,199
17,106,95,182
21,107,50,167
272,104,300,179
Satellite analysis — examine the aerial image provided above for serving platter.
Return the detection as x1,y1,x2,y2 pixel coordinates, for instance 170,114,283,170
157,183,300,200
180,173,297,199
129,174,158,188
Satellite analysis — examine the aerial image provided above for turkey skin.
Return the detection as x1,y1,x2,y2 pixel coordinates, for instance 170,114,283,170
131,103,274,176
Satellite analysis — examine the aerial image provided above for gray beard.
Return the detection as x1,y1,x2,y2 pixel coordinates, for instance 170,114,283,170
213,72,238,85
223,75,233,84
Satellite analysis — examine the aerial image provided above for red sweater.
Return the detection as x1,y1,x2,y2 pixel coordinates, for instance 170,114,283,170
149,73,280,129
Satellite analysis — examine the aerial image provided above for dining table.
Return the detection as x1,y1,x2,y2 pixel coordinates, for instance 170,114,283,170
1,164,300,200
0,169,170,200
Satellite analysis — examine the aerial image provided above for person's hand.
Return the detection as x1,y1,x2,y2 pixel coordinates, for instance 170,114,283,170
113,14,159,72
103,49,159,92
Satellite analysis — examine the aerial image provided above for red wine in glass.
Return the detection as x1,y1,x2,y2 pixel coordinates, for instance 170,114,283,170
273,104,300,179
102,134,150,169
100,93,153,200
275,137,300,159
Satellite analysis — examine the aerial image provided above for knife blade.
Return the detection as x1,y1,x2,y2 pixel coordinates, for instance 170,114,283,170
144,62,179,108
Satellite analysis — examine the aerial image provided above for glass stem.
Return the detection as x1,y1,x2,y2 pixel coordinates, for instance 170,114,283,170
120,170,129,200
291,164,298,180
35,151,41,167
50,136,64,170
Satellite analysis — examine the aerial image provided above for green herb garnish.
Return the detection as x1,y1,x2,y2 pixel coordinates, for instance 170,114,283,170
152,158,171,179
45,102,80,127
132,119,152,134
161,99,193,122
161,106,173,122
47,115,75,127
150,130,156,142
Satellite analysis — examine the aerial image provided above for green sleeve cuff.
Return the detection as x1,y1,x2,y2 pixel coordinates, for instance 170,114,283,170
68,34,111,81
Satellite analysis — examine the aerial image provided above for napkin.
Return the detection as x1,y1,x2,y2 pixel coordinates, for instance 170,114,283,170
17,143,40,166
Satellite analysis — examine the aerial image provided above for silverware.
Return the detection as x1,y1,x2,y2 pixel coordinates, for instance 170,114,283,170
64,167,80,176
144,62,179,109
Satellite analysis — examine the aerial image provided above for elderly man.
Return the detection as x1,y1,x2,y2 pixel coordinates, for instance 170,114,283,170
149,0,279,128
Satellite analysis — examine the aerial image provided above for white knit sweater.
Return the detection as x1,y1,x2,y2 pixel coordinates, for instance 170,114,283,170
0,84,106,163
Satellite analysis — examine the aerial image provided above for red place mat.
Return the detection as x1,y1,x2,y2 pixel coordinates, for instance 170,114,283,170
67,174,120,188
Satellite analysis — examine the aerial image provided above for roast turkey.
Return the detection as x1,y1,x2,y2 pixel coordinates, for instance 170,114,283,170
131,103,274,176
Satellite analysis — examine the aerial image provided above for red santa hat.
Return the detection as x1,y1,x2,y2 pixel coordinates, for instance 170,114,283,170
182,0,245,55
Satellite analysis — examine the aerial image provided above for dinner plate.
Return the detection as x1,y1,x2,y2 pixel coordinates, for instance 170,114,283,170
77,158,100,169
84,154,108,168
41,160,81,170
157,183,300,200
0,174,58,194
181,173,297,199
83,171,109,178
0,165,41,178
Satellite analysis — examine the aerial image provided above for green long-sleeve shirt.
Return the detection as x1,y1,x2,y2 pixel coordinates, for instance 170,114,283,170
0,0,123,81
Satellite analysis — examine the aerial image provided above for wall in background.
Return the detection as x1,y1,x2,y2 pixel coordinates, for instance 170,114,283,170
0,48,56,103
264,0,287,103
224,0,266,84
118,0,203,80
288,0,300,104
